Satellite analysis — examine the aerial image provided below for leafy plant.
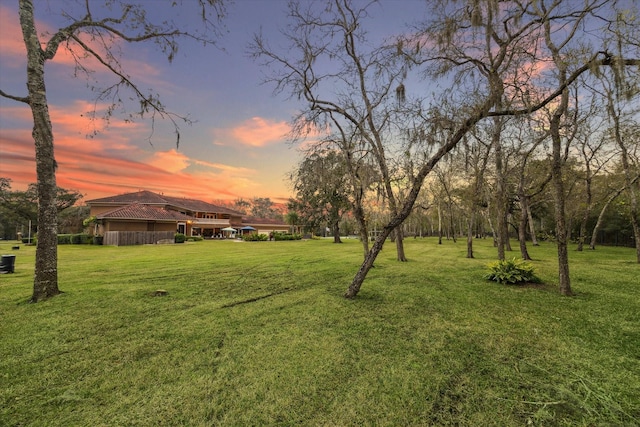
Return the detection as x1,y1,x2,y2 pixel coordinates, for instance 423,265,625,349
243,232,268,241
484,258,540,285
174,233,186,243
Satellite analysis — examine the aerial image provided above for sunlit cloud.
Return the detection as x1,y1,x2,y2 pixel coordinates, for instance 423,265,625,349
147,149,190,173
224,117,290,147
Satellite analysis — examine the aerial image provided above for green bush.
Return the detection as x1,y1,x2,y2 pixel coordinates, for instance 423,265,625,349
186,236,204,242
273,232,302,241
484,258,540,285
57,233,92,245
92,235,104,245
243,232,268,241
175,233,186,243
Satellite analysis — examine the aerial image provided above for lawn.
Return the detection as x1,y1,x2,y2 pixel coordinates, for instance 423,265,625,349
1,237,638,426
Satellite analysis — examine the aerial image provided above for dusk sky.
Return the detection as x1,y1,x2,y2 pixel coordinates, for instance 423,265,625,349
0,0,424,204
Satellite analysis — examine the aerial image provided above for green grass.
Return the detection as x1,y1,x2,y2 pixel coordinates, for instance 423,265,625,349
1,238,638,426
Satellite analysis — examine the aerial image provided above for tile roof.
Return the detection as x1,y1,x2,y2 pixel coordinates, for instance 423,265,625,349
97,203,193,221
87,190,243,215
242,216,288,226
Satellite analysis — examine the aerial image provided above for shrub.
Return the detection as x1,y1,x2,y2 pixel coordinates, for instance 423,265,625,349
273,232,302,241
243,232,268,241
57,234,72,244
57,233,91,244
175,233,186,243
484,258,540,285
186,236,204,242
92,235,103,245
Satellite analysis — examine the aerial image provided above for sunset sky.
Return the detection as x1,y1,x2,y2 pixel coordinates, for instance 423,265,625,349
0,0,423,205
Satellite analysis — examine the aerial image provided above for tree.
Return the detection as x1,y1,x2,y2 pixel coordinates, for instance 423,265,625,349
254,0,639,298
289,149,352,243
251,0,413,263
0,178,82,235
0,0,226,302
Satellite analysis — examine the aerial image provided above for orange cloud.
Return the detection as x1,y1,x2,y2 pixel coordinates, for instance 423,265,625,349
227,117,290,147
148,149,190,173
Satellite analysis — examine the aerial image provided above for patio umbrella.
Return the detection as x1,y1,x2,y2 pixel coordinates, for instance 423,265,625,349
240,226,256,231
221,227,237,232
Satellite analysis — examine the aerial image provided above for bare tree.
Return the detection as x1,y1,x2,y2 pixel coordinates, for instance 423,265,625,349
254,0,639,298
0,0,226,302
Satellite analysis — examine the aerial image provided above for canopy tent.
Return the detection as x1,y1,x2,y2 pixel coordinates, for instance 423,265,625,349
221,226,237,238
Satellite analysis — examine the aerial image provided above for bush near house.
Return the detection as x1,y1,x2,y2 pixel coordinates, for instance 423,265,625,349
57,233,93,245
243,232,268,241
174,233,186,243
273,232,302,241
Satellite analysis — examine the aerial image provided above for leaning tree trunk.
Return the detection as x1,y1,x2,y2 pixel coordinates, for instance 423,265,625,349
20,0,61,302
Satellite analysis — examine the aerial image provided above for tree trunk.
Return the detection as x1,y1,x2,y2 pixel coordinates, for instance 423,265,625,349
332,219,342,243
20,0,61,302
345,226,392,298
394,227,407,261
527,200,539,246
550,115,572,296
437,201,443,245
493,116,507,260
518,194,531,260
466,211,474,259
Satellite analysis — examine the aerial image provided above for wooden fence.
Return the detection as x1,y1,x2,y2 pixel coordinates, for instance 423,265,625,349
103,231,175,246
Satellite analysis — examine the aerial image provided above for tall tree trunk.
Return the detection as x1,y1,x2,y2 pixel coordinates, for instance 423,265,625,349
466,211,474,259
550,114,572,296
493,119,507,260
20,0,61,302
518,194,532,260
437,201,443,245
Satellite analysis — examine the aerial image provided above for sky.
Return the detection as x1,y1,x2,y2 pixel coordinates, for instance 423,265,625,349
0,0,425,205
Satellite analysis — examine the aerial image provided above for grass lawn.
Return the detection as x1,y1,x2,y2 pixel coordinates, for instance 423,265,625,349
1,237,638,426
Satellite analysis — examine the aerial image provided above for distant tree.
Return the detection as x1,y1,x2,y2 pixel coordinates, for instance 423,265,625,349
0,179,82,230
289,150,352,243
0,0,226,302
250,197,282,220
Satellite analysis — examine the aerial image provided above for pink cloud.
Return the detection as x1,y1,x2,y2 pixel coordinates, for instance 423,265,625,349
228,117,290,147
147,149,190,173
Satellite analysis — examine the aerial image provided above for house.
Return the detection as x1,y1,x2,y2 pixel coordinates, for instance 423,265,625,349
86,190,290,240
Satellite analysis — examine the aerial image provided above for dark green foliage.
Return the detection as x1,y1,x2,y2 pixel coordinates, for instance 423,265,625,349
484,258,540,285
242,232,268,241
174,233,186,243
273,232,302,241
57,233,92,245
